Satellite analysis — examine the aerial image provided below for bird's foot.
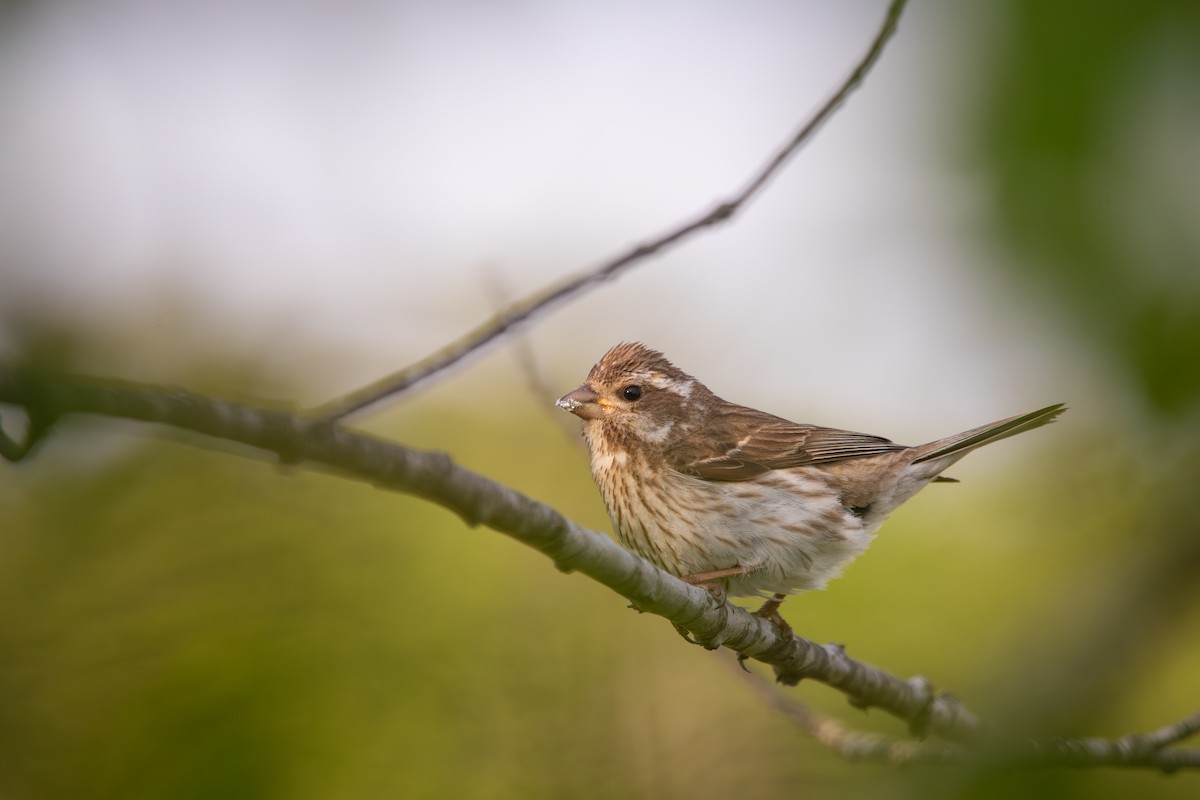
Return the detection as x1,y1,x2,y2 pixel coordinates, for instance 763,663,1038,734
752,593,793,639
672,623,703,645
735,593,795,670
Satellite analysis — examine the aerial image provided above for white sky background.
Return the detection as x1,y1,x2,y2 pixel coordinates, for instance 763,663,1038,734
0,0,1090,443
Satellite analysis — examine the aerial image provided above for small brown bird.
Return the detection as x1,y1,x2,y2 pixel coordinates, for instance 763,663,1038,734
557,343,1064,634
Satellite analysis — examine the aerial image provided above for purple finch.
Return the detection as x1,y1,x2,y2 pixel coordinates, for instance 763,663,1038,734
557,342,1064,633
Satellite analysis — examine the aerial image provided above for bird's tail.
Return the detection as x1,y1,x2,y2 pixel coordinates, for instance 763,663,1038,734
913,403,1066,464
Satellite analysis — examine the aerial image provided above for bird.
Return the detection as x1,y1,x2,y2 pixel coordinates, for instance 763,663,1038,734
556,342,1064,635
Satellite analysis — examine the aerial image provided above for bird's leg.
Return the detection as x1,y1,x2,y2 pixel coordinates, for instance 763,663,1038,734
680,565,748,603
752,593,793,639
734,593,795,670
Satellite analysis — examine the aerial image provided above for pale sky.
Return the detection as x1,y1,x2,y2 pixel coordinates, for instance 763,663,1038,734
0,1,1093,443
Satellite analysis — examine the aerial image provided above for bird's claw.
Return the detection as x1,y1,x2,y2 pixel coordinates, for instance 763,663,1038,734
672,623,703,645
751,596,794,640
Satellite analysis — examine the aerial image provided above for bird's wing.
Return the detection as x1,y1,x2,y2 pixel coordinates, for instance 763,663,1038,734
671,406,908,482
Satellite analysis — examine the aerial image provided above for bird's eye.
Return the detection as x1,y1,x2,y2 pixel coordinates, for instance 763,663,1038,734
622,385,643,401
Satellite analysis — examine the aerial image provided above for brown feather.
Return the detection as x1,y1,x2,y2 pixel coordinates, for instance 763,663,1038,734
670,403,908,482
913,403,1066,463
558,342,1066,606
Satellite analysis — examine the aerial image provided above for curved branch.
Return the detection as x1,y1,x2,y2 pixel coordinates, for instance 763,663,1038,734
726,652,965,764
731,656,1200,771
3,364,1198,772
2,363,976,740
313,0,908,422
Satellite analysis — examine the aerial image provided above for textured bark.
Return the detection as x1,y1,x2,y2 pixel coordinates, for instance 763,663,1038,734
4,365,1198,771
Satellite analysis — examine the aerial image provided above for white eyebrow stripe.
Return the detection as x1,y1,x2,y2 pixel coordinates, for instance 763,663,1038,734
646,373,696,400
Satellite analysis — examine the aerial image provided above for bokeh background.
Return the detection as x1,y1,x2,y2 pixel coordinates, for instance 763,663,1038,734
2,1,1199,798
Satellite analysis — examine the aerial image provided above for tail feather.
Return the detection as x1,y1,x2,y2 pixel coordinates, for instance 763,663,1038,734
913,403,1066,464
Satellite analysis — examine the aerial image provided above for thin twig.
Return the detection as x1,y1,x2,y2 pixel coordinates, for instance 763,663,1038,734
728,655,1200,771
725,652,965,764
313,0,908,422
478,265,581,445
1117,710,1200,752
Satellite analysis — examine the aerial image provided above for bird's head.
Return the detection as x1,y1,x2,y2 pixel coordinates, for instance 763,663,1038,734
557,343,707,448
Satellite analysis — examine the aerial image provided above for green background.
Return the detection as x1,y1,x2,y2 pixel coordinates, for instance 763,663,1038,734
3,1,1199,798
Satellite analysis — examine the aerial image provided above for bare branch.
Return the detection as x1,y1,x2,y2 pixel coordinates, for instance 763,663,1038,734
730,655,1200,771
726,653,965,764
1130,710,1200,750
313,0,909,422
478,265,581,444
1031,715,1200,771
3,363,1198,771
1,364,976,741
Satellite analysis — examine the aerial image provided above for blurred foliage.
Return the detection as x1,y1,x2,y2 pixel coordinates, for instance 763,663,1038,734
0,395,884,800
977,0,1200,417
2,367,1198,799
3,1,1200,799
963,1,1200,796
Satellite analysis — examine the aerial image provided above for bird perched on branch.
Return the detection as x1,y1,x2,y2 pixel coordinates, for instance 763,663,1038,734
557,342,1064,635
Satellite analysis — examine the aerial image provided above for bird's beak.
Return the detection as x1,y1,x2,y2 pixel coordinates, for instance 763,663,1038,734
557,385,603,420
